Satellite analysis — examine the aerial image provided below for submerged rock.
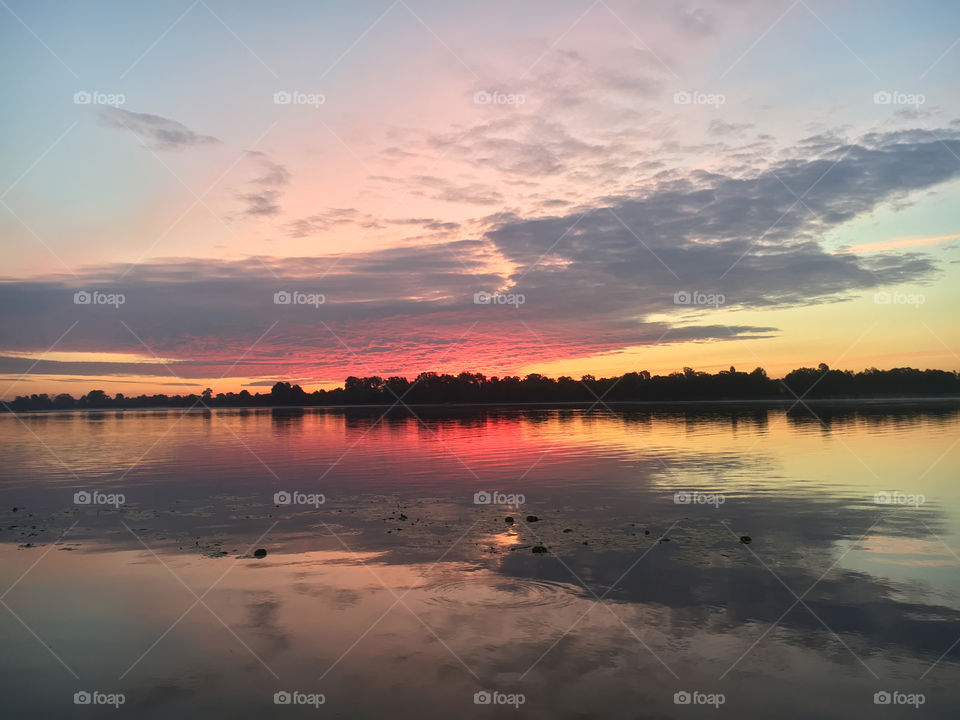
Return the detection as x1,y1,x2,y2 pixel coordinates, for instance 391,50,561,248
531,545,548,554
504,516,514,524
253,548,267,558
525,515,539,523
739,536,752,544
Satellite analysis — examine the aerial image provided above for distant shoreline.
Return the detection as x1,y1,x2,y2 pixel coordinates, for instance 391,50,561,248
7,367,958,412
4,396,960,415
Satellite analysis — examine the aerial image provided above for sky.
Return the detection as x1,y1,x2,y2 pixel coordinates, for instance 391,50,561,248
1,0,959,398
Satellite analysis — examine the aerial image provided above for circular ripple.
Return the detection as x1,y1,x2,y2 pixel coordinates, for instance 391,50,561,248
422,577,579,610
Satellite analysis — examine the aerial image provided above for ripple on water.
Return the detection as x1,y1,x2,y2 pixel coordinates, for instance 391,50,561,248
422,577,580,610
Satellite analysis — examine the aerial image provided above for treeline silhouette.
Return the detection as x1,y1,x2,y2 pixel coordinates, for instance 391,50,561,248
5,365,959,412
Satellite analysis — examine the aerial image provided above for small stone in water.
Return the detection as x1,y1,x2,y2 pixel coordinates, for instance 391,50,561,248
525,515,539,522
253,548,267,558
531,545,548,554
504,516,514,524
740,536,752,544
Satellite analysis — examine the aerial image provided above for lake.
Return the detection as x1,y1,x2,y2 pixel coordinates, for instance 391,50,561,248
1,404,958,718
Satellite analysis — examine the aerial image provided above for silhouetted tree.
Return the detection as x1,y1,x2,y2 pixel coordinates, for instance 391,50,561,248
5,365,959,411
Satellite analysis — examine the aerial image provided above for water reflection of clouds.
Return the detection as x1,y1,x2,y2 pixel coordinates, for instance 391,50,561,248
2,407,959,717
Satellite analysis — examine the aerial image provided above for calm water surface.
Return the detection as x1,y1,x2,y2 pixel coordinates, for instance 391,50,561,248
1,406,958,718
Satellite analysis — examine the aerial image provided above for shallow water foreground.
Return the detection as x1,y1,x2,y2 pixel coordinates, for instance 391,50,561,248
1,405,958,718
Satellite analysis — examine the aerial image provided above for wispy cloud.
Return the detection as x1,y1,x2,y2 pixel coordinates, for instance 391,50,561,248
99,107,221,150
237,151,290,217
843,233,960,254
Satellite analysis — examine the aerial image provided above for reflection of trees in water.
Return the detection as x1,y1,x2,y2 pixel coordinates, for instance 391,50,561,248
786,404,959,431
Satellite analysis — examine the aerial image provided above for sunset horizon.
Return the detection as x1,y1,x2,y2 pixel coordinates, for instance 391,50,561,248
2,1,959,402
2,2,960,718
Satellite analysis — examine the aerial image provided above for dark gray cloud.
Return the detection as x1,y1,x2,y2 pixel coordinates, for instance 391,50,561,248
0,126,956,383
99,108,221,150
